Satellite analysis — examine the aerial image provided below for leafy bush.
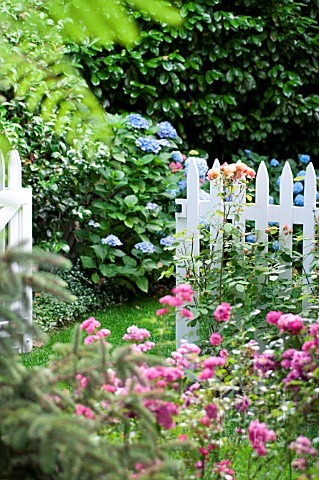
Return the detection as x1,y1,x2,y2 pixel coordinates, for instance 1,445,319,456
71,0,319,162
33,261,114,332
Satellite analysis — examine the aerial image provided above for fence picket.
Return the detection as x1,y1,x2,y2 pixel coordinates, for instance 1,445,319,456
175,159,319,345
0,149,32,352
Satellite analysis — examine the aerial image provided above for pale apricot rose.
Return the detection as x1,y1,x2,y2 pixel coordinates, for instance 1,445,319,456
207,167,220,180
222,164,236,177
244,167,256,179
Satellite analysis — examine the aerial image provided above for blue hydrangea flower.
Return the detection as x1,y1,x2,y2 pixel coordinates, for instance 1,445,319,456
297,170,306,182
293,182,304,195
294,194,304,206
102,234,123,246
272,240,280,251
199,190,210,200
299,154,310,165
157,121,177,139
145,202,159,211
178,179,187,191
126,114,149,129
136,137,161,154
88,219,101,228
198,216,209,227
184,157,208,179
171,151,183,163
269,196,274,205
246,234,256,243
224,194,234,202
160,236,175,246
269,222,279,227
276,176,281,188
244,149,251,158
158,139,171,147
134,241,156,253
270,158,280,167
166,189,179,197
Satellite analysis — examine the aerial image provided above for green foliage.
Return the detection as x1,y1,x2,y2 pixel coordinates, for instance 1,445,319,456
73,0,319,160
72,113,185,291
33,261,114,332
0,0,182,146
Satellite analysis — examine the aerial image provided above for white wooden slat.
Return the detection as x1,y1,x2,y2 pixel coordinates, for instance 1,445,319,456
0,149,33,352
0,151,5,191
279,162,294,280
209,159,223,261
8,150,22,189
0,205,20,231
302,162,317,309
255,161,269,247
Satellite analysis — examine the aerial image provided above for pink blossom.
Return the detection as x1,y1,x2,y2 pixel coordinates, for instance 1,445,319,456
289,436,317,456
248,420,276,456
212,460,235,480
172,284,194,302
234,396,250,413
210,332,222,346
84,335,96,345
220,349,229,358
254,351,277,376
203,356,226,368
169,161,183,172
145,400,179,429
123,325,151,342
156,308,169,316
302,339,316,351
80,316,101,334
180,308,194,320
198,368,214,380
178,434,188,441
291,457,307,471
204,403,218,419
159,295,184,307
102,384,116,393
131,341,156,353
76,374,88,389
266,310,282,325
178,342,201,354
95,328,111,338
75,404,95,420
309,321,319,337
277,313,305,335
214,302,231,322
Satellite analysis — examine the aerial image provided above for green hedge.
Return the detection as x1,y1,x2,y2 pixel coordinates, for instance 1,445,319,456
70,0,319,162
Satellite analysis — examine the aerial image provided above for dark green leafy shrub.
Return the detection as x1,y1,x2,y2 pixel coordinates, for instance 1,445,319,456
71,0,319,161
33,261,114,332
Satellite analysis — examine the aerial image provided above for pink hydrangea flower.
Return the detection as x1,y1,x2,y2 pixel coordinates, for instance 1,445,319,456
289,436,317,456
214,303,231,322
210,332,222,346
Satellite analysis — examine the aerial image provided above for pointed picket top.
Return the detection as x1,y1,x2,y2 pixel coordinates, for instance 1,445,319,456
255,161,269,244
186,157,200,238
0,150,5,191
304,162,317,209
8,150,22,189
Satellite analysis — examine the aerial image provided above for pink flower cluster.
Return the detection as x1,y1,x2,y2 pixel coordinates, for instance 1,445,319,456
157,284,194,319
123,325,151,342
210,332,222,346
214,302,231,322
248,419,276,456
80,317,111,344
266,311,305,335
281,348,315,386
75,404,95,420
199,354,226,380
289,436,317,457
144,399,179,429
212,460,235,480
234,395,250,413
253,351,277,377
169,161,183,172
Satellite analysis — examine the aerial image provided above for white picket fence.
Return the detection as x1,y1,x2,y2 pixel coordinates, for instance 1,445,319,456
175,159,319,344
0,150,32,352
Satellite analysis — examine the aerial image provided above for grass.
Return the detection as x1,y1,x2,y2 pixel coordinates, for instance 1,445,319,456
21,296,175,368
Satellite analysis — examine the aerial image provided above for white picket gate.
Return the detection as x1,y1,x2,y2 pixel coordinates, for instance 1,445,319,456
175,159,319,345
0,150,32,352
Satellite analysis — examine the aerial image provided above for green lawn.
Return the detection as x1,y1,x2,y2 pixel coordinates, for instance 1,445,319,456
21,296,175,368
